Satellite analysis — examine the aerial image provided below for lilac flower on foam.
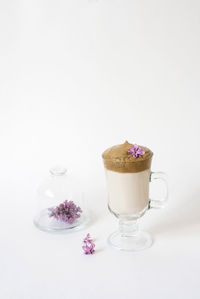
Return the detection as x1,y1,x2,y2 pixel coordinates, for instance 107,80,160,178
128,144,145,158
82,233,95,255
49,200,82,224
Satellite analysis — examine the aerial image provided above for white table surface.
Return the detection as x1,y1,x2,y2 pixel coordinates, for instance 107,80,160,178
1,165,200,299
0,0,200,298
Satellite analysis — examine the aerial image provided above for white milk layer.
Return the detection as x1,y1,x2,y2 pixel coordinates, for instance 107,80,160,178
105,169,150,215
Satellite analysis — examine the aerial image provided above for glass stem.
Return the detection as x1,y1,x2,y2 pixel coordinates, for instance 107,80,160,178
119,219,139,237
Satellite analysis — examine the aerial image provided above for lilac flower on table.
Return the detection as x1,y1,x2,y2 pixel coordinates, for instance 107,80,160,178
128,144,145,158
49,200,82,224
82,233,95,255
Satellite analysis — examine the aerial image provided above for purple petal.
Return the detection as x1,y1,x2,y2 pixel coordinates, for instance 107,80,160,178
128,144,145,158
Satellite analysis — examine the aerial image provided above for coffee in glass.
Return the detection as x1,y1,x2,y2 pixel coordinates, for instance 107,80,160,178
102,141,168,251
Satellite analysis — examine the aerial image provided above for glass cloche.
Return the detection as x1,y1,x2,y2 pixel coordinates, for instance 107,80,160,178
34,166,89,232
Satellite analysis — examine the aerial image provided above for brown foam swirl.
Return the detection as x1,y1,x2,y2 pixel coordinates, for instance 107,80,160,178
102,141,153,173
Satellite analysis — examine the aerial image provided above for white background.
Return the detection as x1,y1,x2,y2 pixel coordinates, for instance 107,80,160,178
0,0,200,298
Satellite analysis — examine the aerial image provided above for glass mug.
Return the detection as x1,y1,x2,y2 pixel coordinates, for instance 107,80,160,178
103,146,168,251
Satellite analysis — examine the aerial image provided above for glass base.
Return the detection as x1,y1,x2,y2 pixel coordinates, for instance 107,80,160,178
34,208,89,233
108,230,153,251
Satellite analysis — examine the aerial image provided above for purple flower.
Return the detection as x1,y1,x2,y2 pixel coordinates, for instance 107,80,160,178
128,144,145,158
82,233,95,255
49,200,82,224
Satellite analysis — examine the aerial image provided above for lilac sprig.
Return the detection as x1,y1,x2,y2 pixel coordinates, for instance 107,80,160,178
82,233,95,255
128,144,145,158
49,200,82,224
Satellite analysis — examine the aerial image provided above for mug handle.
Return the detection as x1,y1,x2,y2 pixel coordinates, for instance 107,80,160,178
149,172,168,209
